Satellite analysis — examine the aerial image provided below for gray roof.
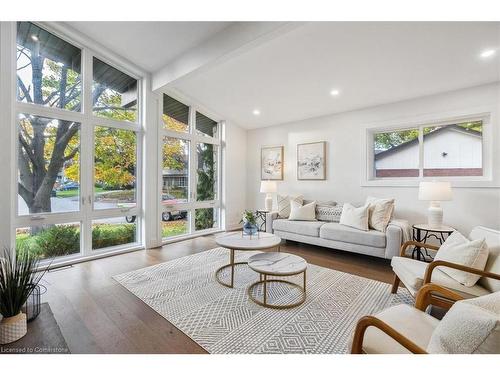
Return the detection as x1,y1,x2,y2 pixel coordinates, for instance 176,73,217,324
18,22,137,94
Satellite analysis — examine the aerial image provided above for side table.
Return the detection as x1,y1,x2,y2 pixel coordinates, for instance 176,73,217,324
412,223,455,262
255,209,269,232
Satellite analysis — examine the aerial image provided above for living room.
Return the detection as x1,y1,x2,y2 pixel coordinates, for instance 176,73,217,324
1,0,499,372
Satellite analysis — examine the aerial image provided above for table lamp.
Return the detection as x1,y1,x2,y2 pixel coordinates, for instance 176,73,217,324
260,181,277,211
418,181,452,229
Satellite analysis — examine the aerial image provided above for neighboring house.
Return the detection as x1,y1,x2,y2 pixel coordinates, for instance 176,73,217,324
162,168,188,189
375,125,482,177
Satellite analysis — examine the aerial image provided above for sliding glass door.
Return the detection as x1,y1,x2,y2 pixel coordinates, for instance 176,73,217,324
160,94,221,242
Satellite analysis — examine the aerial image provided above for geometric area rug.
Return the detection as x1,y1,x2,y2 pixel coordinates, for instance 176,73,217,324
113,248,413,354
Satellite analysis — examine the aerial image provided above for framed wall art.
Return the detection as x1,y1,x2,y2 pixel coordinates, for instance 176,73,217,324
261,146,284,180
297,141,326,180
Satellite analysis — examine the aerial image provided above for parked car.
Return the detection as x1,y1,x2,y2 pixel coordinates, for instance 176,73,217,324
161,194,187,221
123,194,187,223
59,181,79,191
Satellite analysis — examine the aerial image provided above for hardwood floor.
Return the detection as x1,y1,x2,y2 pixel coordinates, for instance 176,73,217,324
37,235,393,354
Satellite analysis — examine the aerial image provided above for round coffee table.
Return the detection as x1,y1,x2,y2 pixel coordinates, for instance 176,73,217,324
247,252,307,309
215,232,282,288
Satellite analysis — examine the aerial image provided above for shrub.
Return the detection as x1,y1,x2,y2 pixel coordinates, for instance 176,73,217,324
92,224,135,249
35,225,80,258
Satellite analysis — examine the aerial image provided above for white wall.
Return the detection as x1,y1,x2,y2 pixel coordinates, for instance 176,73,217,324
246,83,500,234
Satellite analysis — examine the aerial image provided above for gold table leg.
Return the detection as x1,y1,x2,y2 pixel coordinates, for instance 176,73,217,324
263,274,267,305
247,271,307,310
215,248,248,288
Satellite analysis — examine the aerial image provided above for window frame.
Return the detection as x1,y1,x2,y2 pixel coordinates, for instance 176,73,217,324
159,92,223,243
363,111,493,187
11,22,145,266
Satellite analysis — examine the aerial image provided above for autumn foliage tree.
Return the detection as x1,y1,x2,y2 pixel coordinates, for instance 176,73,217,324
17,25,137,214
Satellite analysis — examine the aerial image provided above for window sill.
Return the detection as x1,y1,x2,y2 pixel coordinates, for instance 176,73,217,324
361,178,500,188
161,228,224,245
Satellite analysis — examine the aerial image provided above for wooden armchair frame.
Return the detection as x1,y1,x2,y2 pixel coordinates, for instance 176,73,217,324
391,240,500,294
351,284,463,354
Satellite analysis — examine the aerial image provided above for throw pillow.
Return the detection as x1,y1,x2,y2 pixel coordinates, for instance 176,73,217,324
277,194,303,218
365,196,395,232
427,292,500,354
339,203,370,231
434,231,489,287
289,200,317,221
316,203,343,222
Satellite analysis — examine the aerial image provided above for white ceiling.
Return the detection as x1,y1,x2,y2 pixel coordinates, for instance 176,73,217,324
171,22,500,129
66,21,232,72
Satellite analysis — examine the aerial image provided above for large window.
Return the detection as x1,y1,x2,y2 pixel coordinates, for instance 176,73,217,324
160,94,221,241
17,114,81,215
14,22,142,264
16,22,82,111
371,119,485,180
93,58,138,122
94,126,137,209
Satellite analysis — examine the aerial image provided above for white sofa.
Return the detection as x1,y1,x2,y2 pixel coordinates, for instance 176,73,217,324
266,212,406,260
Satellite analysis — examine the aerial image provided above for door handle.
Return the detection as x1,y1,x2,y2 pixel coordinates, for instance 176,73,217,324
30,215,45,221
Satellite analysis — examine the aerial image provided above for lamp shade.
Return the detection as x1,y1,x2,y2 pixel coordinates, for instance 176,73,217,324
418,181,452,201
260,180,277,193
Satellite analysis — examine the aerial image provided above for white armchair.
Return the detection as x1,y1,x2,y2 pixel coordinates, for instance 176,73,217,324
351,283,500,354
391,226,500,299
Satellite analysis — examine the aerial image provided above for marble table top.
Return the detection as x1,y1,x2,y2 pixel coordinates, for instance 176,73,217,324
215,232,282,250
248,252,307,276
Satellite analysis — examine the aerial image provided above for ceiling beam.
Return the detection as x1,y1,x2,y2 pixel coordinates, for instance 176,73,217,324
152,22,305,92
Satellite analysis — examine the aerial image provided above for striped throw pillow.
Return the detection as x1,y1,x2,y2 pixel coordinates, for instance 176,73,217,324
277,194,303,218
316,203,343,222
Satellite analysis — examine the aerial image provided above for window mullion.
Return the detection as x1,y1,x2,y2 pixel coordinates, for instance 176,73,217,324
81,49,94,257
418,125,424,178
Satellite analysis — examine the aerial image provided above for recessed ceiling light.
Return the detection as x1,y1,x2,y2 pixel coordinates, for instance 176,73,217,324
480,49,496,58
252,109,261,116
31,34,39,42
330,89,340,96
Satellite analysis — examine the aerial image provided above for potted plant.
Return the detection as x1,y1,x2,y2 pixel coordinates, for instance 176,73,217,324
240,210,259,235
0,248,47,344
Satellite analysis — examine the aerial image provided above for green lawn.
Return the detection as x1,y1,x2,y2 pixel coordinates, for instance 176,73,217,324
56,187,106,198
162,219,188,238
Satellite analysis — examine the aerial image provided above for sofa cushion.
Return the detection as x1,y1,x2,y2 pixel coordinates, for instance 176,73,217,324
277,195,303,218
339,203,370,231
320,222,386,248
391,256,490,298
366,196,395,233
316,203,343,222
289,200,317,221
273,219,325,237
361,304,439,354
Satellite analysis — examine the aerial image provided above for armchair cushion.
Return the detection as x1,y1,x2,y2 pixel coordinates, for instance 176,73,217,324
427,291,500,354
362,304,438,354
434,231,488,287
391,256,489,298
